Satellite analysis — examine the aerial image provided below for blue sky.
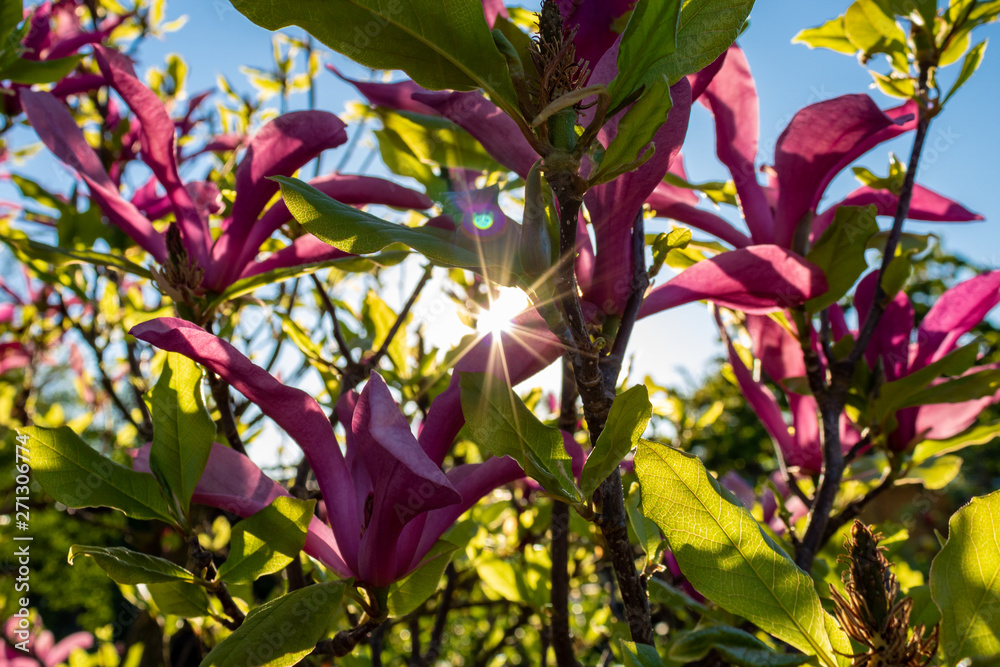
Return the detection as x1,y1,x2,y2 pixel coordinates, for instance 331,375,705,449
9,1,1000,390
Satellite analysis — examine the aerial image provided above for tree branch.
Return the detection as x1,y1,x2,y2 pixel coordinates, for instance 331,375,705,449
552,357,581,667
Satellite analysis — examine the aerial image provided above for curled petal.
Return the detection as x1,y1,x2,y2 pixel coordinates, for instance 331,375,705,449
330,66,437,115
411,90,538,178
773,94,914,247
129,318,361,573
699,46,773,243
134,443,351,577
745,314,805,382
94,46,211,268
639,245,828,317
812,183,983,240
238,235,352,281
853,271,914,381
19,90,166,261
912,271,1000,370
354,373,460,587
646,182,752,249
208,111,348,288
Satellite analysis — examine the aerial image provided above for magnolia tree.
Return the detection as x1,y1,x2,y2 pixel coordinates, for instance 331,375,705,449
2,0,1000,665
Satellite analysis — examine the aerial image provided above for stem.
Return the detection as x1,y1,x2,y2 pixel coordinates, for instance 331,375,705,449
368,264,433,370
546,170,653,645
552,358,581,667
313,618,383,657
421,563,457,665
795,65,933,570
206,371,247,456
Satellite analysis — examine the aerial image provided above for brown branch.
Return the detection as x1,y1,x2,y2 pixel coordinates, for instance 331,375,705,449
206,371,247,456
368,264,433,370
552,357,581,667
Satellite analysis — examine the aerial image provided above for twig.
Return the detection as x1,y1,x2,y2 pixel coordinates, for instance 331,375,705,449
313,618,383,657
552,358,581,667
310,272,355,366
368,264,433,370
420,563,458,666
189,536,245,628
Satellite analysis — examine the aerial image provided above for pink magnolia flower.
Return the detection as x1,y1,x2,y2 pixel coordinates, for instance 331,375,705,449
645,45,981,251
1,616,93,667
129,318,526,589
20,46,433,295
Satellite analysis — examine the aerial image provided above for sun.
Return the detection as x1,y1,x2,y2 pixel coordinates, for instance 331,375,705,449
476,286,531,337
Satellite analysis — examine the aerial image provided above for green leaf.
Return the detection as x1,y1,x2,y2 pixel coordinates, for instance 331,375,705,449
592,80,670,186
844,0,908,61
148,352,216,518
626,483,667,570
277,176,512,281
930,489,1000,665
634,440,846,667
68,545,197,585
668,626,811,666
620,639,666,667
227,0,518,116
793,16,858,54
805,205,877,311
607,0,682,106
898,454,962,490
199,581,345,667
646,0,754,88
901,369,1000,410
378,109,502,173
1,234,153,279
17,426,174,523
912,421,1000,463
0,0,22,46
944,40,988,105
871,342,979,425
581,385,651,497
459,372,580,503
388,538,459,617
0,55,82,84
217,497,315,584
147,581,213,618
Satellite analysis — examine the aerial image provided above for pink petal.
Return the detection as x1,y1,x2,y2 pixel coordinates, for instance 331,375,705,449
330,66,438,115
639,245,828,317
911,368,1000,441
239,173,432,272
419,308,565,465
128,318,361,573
208,111,348,289
94,46,211,269
773,95,915,248
481,0,508,28
19,90,167,262
586,78,693,315
789,393,822,472
354,373,460,587
688,50,727,102
723,333,800,468
42,632,93,666
812,183,983,240
699,46,773,243
646,182,752,249
411,90,539,178
853,271,914,381
744,314,805,382
556,0,636,71
238,235,352,281
404,456,524,574
912,272,1000,370
134,443,351,577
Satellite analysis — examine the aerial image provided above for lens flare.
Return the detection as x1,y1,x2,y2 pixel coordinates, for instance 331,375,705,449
476,287,530,336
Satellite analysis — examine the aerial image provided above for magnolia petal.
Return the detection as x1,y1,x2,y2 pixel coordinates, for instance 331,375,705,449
209,111,348,288
688,50,728,101
42,632,94,666
639,245,827,317
699,46,773,243
419,308,565,465
94,46,211,269
912,271,1000,370
404,456,524,574
556,0,635,72
411,90,538,178
773,94,914,248
19,90,167,262
646,182,753,249
587,78,693,315
789,393,822,472
812,183,984,240
129,318,361,572
330,66,438,115
853,272,914,381
745,314,805,382
134,443,351,577
238,235,353,281
481,0,508,28
354,373,460,587
242,173,432,269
